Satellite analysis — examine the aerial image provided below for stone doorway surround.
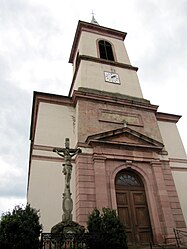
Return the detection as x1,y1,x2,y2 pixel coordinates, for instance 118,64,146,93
75,126,186,245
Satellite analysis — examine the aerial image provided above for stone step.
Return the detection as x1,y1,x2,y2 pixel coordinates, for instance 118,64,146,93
152,245,187,249
128,244,187,249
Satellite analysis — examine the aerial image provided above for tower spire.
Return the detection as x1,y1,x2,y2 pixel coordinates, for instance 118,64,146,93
91,10,99,25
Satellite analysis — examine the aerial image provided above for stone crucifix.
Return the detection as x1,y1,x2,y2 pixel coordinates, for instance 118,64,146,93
53,138,81,222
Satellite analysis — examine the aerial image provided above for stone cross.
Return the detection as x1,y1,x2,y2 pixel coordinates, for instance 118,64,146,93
53,138,81,222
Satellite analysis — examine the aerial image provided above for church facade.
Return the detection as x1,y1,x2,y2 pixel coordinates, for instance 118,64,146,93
27,20,187,245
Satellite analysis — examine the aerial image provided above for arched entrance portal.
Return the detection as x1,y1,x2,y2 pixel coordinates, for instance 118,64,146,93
115,170,152,246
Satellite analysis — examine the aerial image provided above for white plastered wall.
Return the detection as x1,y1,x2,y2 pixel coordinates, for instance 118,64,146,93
34,102,76,147
73,61,143,98
28,101,77,232
158,120,187,225
28,160,76,232
172,171,187,226
158,121,186,159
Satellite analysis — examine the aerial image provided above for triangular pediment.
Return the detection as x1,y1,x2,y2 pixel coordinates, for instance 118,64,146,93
86,127,163,150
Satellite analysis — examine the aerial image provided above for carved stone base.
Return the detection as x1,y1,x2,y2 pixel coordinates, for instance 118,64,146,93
51,220,85,236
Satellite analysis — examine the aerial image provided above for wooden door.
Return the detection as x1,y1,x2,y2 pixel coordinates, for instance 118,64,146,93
115,171,152,246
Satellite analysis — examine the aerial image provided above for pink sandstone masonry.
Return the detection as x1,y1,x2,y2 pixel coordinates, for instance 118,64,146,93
73,89,186,245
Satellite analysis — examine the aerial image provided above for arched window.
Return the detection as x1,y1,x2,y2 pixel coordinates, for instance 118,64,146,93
115,170,143,188
98,40,114,61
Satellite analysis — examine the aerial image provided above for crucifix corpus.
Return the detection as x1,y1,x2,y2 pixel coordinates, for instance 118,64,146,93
53,138,81,222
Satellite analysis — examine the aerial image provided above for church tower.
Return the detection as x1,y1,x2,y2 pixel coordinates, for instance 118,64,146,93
68,20,143,98
27,19,187,247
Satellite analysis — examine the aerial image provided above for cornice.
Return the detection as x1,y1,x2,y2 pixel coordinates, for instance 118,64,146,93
156,112,181,123
169,157,187,164
68,54,138,96
89,140,163,151
80,55,138,70
72,88,158,112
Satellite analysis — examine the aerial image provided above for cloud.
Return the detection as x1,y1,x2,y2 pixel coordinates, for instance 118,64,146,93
0,157,26,198
0,197,26,216
0,0,71,92
0,81,30,149
0,83,29,204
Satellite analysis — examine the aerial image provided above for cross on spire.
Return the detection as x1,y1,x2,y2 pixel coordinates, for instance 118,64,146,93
91,10,99,25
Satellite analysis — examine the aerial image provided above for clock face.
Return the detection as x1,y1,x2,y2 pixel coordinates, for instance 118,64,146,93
104,71,120,84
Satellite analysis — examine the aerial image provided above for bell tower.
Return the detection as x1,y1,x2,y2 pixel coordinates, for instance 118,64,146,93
68,20,143,98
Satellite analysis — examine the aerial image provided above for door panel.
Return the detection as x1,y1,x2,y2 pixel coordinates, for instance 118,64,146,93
132,191,152,244
118,207,131,227
117,191,134,244
118,207,134,244
116,171,152,246
135,206,150,226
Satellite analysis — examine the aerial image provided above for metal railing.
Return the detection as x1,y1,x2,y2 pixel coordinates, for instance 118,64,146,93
40,232,128,249
40,233,89,249
174,228,187,248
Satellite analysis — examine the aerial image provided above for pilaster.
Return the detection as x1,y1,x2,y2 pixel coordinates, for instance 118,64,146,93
75,154,96,226
93,155,109,209
151,161,176,236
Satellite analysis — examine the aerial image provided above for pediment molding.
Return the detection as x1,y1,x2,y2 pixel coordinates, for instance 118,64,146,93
86,127,163,151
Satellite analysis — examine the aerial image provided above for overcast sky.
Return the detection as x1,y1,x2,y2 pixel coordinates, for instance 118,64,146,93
0,0,186,215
